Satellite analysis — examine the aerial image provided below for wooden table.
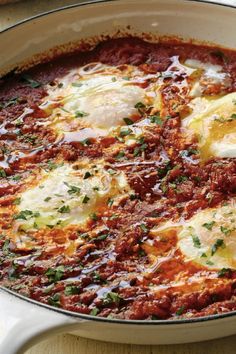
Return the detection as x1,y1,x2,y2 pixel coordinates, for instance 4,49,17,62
0,0,236,353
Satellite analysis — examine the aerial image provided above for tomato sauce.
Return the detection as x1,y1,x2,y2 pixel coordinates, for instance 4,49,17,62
0,37,236,320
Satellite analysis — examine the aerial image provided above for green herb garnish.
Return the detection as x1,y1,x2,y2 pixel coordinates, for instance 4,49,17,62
75,110,89,118
202,221,215,231
120,128,132,137
176,305,185,316
13,197,21,205
64,182,81,195
83,171,92,179
149,115,163,125
14,209,33,220
90,307,99,316
58,205,70,213
0,169,6,178
192,234,201,248
211,238,225,255
44,197,51,202
72,82,83,87
82,195,90,204
115,151,125,160
48,293,61,307
218,268,232,278
64,285,80,296
45,265,65,283
123,117,134,125
103,292,122,305
140,223,149,233
21,74,41,88
220,226,231,236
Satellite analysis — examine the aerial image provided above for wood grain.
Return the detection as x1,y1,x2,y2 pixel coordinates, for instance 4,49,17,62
26,333,236,354
1,0,236,353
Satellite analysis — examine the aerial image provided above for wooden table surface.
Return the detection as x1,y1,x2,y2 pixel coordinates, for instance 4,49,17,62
0,0,236,353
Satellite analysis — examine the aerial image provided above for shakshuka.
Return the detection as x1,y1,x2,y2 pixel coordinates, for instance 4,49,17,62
0,37,236,320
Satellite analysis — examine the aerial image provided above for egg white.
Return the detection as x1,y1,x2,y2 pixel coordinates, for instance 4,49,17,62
184,59,231,97
178,200,236,269
14,161,131,231
182,92,236,159
39,63,162,141
151,200,236,270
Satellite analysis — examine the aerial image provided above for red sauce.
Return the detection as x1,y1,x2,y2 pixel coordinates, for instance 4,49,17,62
0,37,236,320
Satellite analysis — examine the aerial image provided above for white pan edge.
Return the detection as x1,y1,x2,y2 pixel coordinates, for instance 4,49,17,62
0,0,236,352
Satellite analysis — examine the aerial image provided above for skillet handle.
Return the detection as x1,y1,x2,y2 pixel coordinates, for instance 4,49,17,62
0,288,80,354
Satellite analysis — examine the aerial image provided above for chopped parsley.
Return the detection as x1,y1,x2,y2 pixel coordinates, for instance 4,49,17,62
120,128,132,137
64,285,81,295
60,107,70,114
23,134,38,145
72,82,83,87
123,117,134,125
176,305,185,316
45,160,63,171
82,195,90,204
81,138,92,146
175,175,188,184
92,271,101,281
58,205,70,213
64,182,81,195
2,239,11,255
149,114,163,125
14,209,34,220
192,234,201,248
96,233,108,241
115,151,125,160
48,293,61,307
157,161,172,178
211,238,225,256
206,260,214,266
83,171,92,179
220,226,232,236
107,168,116,175
0,96,19,110
21,74,41,88
80,232,89,240
90,307,99,316
140,223,149,233
44,197,51,202
129,193,138,201
133,137,147,157
0,169,6,178
45,265,65,283
107,198,114,207
75,110,89,118
218,267,232,278
134,102,146,110
90,213,98,221
180,149,199,158
13,197,21,205
202,221,215,231
103,291,122,305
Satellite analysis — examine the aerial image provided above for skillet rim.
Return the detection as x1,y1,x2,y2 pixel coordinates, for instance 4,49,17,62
1,0,236,325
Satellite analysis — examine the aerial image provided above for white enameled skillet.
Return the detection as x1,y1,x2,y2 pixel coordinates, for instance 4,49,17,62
0,1,236,353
